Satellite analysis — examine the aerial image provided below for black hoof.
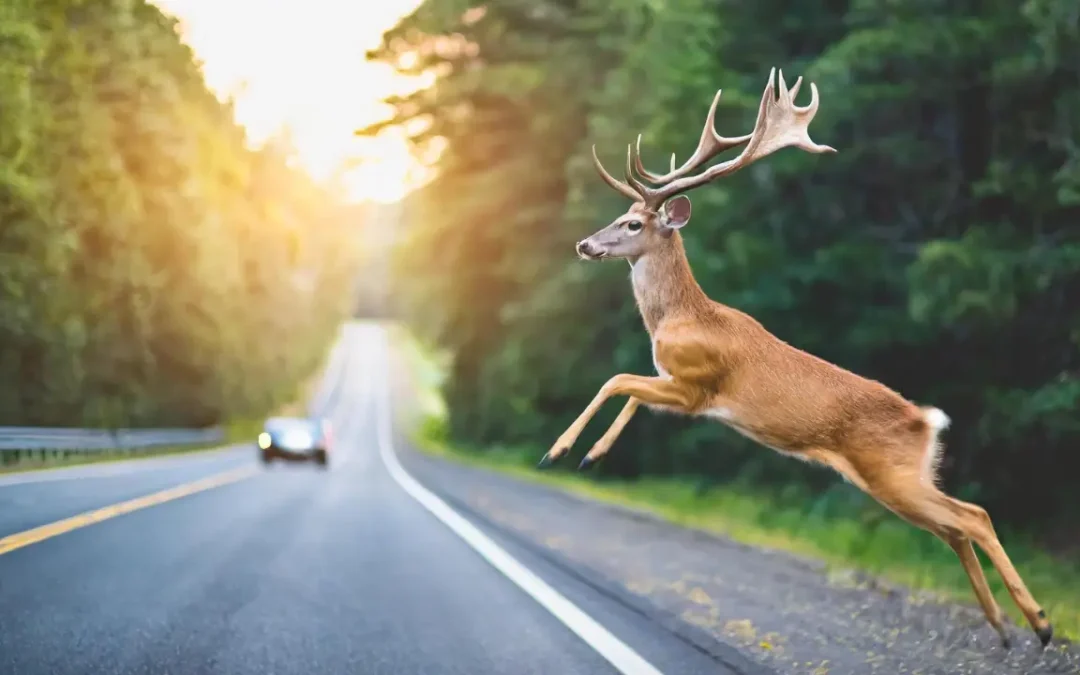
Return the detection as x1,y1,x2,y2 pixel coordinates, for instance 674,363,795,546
1037,624,1053,648
578,456,596,471
999,633,1012,651
537,453,558,469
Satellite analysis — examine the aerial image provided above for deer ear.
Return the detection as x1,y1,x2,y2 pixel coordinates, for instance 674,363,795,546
661,195,692,230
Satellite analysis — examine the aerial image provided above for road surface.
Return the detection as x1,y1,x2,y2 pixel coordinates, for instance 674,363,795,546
1,322,1076,675
0,323,748,675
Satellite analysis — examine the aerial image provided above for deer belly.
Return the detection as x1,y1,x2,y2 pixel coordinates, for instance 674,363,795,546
706,406,759,438
704,407,808,459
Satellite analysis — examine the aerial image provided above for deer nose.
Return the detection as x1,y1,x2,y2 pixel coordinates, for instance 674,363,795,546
576,240,598,258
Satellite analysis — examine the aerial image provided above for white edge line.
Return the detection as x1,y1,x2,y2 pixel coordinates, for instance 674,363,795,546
370,327,665,675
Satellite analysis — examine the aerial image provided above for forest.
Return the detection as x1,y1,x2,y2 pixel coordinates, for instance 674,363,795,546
367,0,1080,540
0,0,360,429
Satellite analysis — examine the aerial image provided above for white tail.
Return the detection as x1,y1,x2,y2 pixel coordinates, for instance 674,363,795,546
924,406,952,431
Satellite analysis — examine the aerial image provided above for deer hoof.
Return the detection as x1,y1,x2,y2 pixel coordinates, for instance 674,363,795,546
1037,624,1053,648
537,452,559,469
577,456,597,471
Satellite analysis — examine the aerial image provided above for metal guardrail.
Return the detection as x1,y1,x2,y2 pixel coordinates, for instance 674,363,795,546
0,426,224,452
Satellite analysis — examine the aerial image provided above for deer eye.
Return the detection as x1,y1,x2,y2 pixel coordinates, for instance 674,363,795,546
625,220,643,232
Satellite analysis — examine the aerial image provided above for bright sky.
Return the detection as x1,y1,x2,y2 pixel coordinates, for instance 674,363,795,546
152,0,430,204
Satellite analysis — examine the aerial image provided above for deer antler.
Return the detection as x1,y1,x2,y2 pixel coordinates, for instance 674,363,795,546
633,88,752,183
590,145,640,202
594,68,835,211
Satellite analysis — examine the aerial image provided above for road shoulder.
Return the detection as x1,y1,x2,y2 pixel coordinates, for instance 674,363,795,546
397,442,1080,675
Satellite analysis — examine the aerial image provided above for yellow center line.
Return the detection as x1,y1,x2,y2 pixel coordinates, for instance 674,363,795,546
0,465,261,557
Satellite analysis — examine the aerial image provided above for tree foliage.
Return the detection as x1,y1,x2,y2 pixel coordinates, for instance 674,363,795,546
369,0,1080,531
0,0,361,428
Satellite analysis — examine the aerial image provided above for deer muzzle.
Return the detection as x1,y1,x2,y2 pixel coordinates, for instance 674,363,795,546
576,239,605,260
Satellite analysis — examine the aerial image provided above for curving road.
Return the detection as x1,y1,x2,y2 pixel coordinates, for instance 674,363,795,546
0,323,741,675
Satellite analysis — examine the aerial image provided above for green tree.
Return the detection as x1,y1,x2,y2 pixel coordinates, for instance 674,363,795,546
0,0,361,428
369,0,1079,532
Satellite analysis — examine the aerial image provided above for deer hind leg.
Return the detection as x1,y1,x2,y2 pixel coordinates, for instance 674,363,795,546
861,462,1050,649
578,398,641,470
803,446,1012,644
939,493,1053,647
801,448,871,492
858,470,1011,646
944,536,1009,647
539,375,696,468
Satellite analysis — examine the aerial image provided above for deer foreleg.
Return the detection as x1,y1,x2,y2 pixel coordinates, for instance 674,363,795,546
577,398,641,470
539,374,696,469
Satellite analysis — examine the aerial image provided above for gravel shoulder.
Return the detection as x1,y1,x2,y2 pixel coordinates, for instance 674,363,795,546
399,443,1080,675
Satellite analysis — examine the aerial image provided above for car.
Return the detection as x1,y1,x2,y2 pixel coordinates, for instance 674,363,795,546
257,416,332,468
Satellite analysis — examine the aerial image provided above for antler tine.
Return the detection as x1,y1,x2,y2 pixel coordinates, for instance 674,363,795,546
647,66,835,204
777,68,793,106
789,75,803,101
801,79,821,119
633,88,754,184
591,145,641,202
631,135,662,183
775,70,821,123
624,144,662,205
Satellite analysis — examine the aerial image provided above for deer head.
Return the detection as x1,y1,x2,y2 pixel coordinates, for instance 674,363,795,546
575,68,835,263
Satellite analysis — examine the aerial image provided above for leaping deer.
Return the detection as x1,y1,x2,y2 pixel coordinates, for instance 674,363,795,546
537,68,1053,650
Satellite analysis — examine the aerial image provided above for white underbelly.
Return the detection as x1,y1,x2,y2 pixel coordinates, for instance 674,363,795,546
704,406,806,460
705,406,737,422
705,406,758,440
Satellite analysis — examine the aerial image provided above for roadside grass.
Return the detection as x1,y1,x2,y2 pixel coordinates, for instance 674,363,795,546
394,325,1080,643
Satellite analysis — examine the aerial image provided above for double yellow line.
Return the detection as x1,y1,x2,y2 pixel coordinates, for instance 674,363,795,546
0,465,259,557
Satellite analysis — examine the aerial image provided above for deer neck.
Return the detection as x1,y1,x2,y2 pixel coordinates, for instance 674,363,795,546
629,232,706,334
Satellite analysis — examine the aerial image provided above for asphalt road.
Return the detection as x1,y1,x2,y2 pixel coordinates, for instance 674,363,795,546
4,322,1076,675
0,323,744,675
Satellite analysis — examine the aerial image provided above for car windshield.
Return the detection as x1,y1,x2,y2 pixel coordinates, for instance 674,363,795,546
265,418,318,435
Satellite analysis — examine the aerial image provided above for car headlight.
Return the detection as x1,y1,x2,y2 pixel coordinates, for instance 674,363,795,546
258,432,271,449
